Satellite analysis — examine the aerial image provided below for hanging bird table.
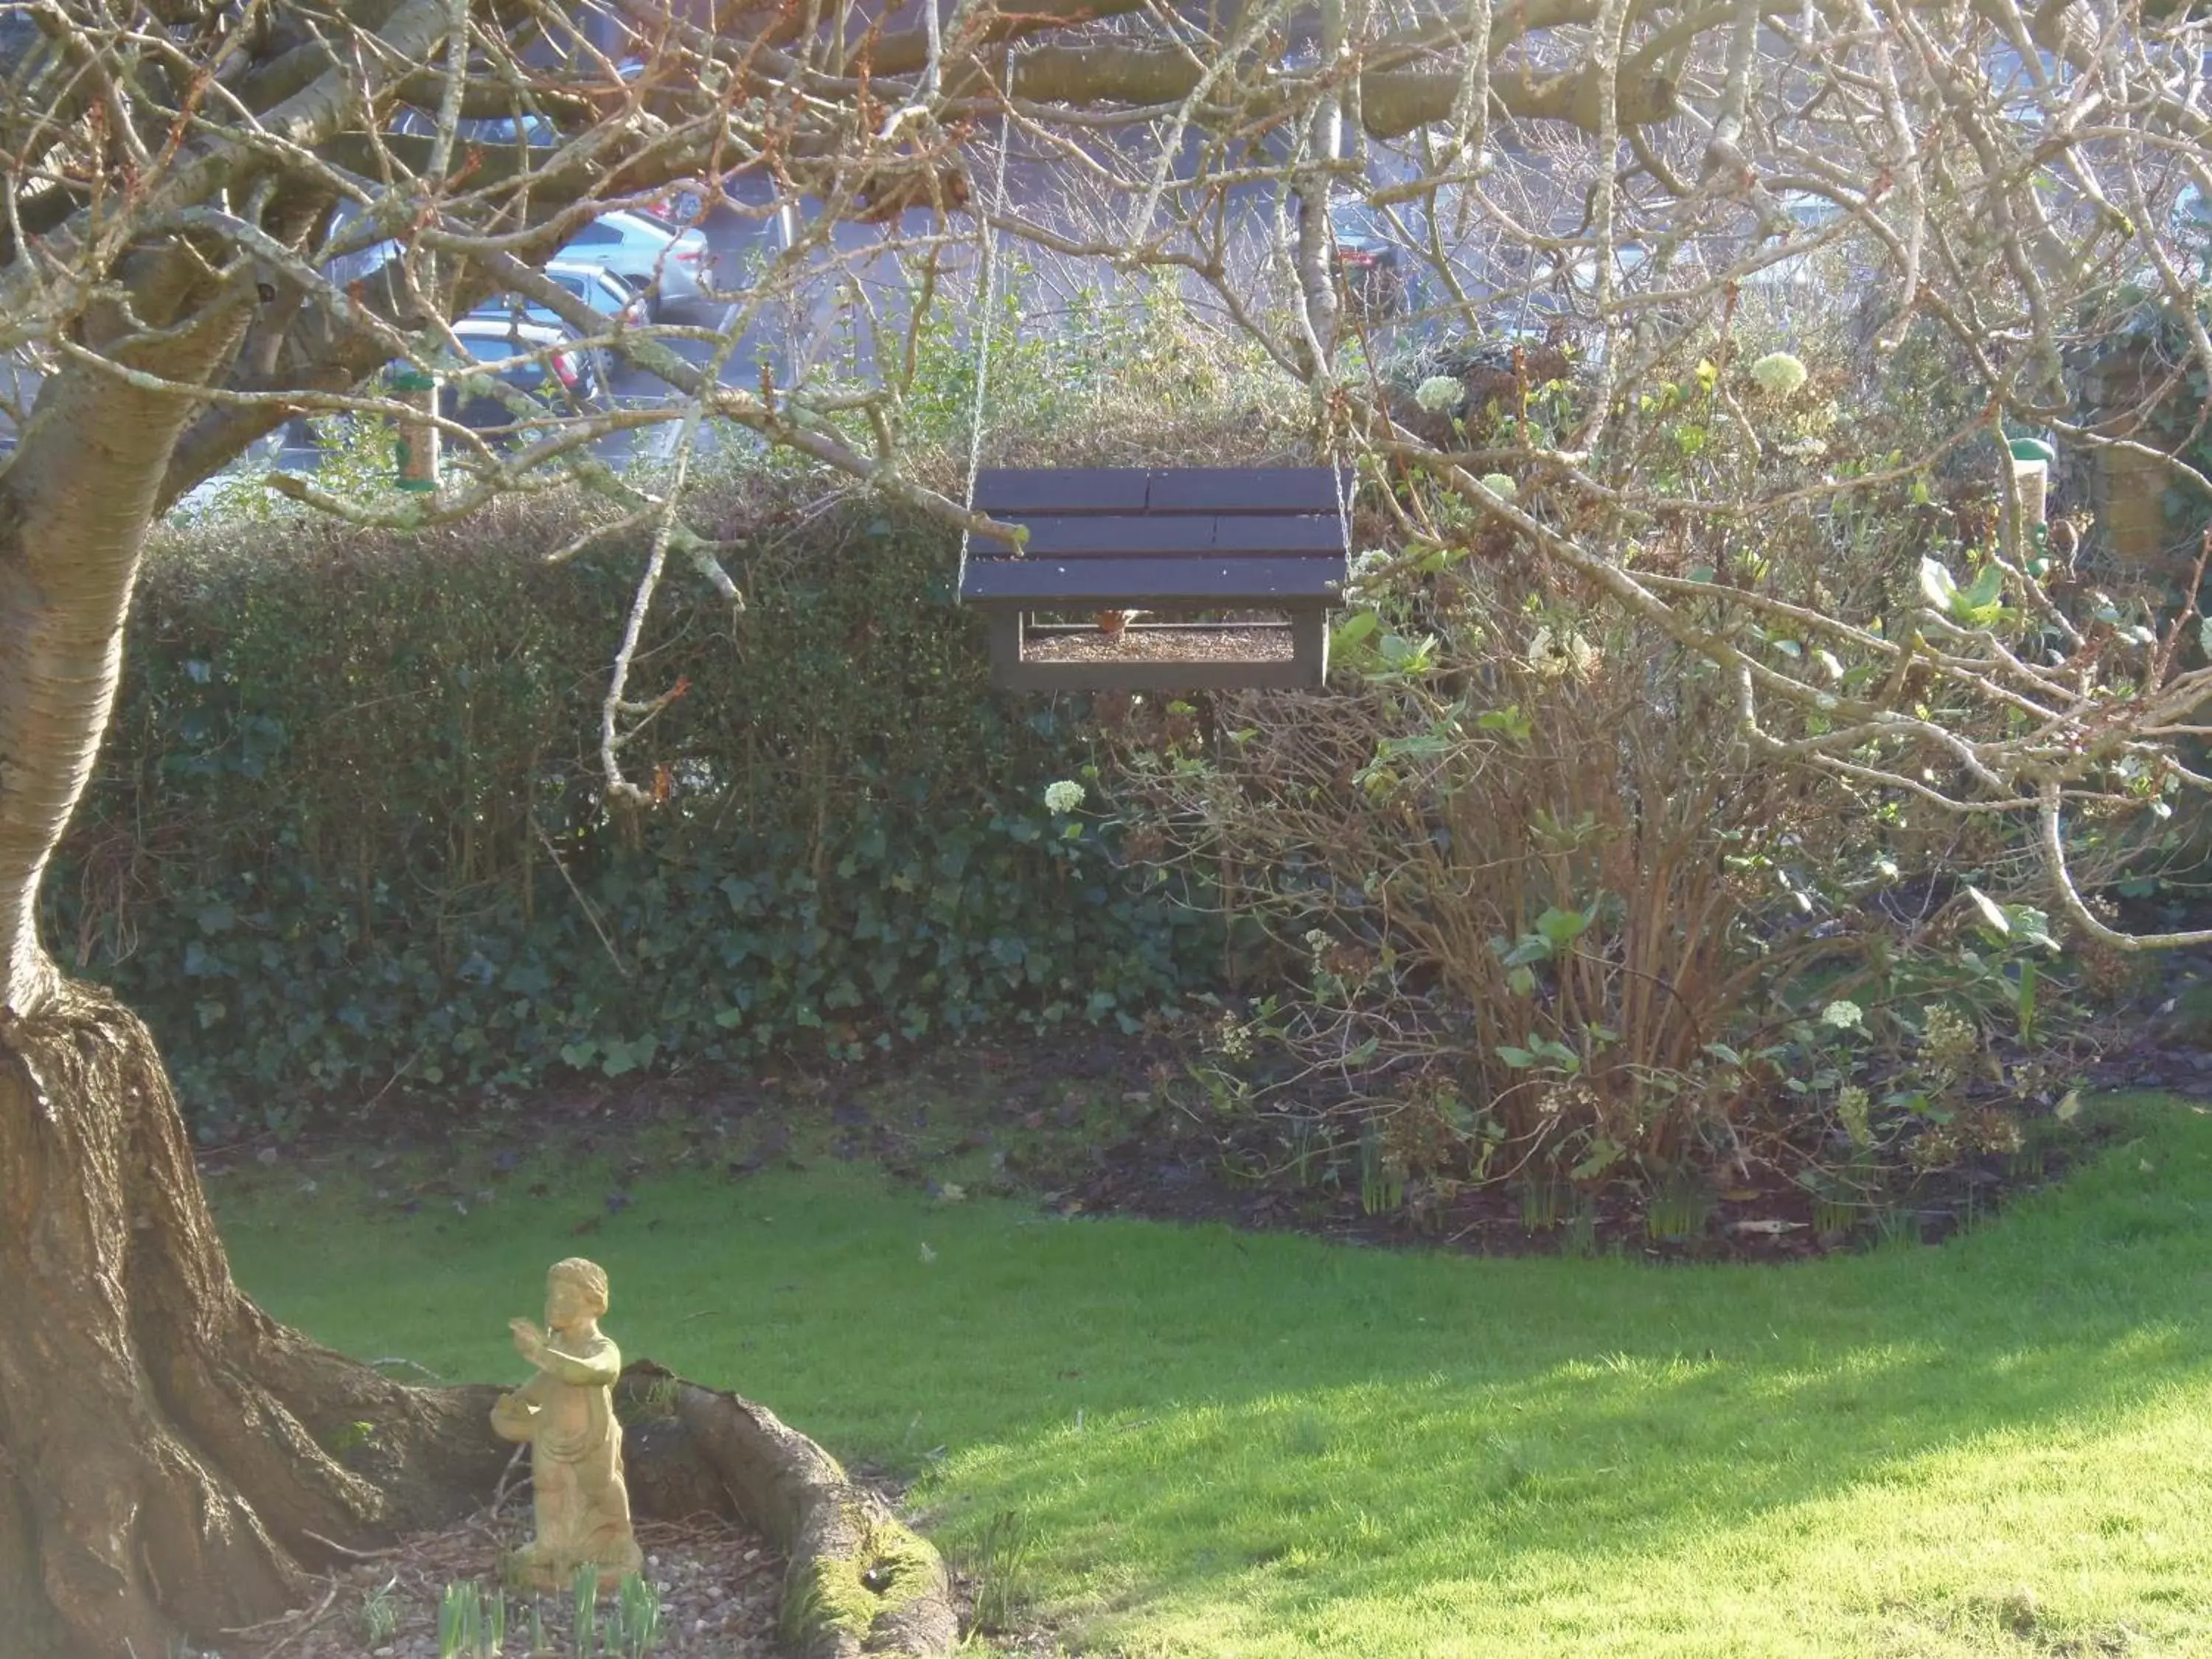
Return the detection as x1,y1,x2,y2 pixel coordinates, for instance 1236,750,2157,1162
947,82,1346,692
956,465,1349,692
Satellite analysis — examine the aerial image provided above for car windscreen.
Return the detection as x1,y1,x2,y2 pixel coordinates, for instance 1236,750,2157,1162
471,296,562,327
453,334,547,368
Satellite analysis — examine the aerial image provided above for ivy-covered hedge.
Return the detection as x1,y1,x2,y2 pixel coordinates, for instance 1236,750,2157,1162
49,479,1217,1137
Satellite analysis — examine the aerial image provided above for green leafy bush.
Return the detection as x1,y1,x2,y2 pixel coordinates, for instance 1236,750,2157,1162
51,475,1217,1136
1111,341,2091,1201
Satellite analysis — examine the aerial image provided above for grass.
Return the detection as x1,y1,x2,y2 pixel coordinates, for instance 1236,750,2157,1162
215,1096,2212,1657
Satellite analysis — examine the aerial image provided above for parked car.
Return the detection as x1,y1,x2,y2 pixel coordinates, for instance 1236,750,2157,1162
556,210,712,316
406,315,602,434
467,260,648,386
387,108,561,150
644,181,713,226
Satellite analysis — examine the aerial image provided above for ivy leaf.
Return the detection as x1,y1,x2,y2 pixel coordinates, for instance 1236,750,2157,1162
1501,934,1554,967
1956,561,2005,624
1475,705,1533,743
1332,611,1380,652
1534,907,1589,948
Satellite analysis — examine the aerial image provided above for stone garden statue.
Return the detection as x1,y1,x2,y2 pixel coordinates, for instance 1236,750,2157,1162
490,1257,647,1590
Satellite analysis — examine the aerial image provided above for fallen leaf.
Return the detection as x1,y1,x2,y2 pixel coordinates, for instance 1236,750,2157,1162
1728,1217,1806,1234
919,1242,937,1263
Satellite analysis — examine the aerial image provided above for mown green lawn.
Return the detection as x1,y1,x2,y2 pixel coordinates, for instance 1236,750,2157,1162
218,1098,2212,1657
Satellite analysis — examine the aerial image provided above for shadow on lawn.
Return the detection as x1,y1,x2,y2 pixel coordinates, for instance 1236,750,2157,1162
908,1100,2212,1649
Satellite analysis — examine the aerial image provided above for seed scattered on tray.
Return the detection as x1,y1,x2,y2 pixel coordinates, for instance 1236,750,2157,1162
1024,626,1293,664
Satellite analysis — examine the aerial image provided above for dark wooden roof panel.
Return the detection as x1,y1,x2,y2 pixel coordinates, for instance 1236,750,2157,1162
972,468,1151,515
1147,467,1342,515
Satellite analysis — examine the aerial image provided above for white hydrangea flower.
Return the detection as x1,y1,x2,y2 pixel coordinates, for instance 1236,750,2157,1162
1478,472,1518,504
1043,779,1085,814
1350,548,1392,580
1820,998,1864,1029
1750,351,1810,397
1414,375,1464,413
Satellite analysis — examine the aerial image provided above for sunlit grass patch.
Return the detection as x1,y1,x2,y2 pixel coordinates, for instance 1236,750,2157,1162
218,1096,2212,1655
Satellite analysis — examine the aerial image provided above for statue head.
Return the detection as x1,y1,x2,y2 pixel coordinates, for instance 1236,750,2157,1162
545,1257,611,1321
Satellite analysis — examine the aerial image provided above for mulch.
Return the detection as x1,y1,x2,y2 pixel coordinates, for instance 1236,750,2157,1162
215,1494,783,1659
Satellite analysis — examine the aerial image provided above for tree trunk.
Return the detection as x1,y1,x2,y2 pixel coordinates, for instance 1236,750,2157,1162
0,981,509,1658
0,272,509,1656
0,251,955,1659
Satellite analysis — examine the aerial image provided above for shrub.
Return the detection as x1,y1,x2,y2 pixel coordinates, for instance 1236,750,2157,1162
51,471,1218,1136
1110,338,2090,1199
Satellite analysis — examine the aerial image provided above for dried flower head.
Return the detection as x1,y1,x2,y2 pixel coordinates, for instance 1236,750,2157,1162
1920,1004,1977,1079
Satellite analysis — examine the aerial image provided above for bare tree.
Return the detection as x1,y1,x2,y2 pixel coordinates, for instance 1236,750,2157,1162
0,0,1690,1648
1,0,2210,1648
992,0,2212,1172
1008,0,2212,948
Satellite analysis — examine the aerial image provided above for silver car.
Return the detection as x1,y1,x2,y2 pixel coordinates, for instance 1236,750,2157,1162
557,211,713,316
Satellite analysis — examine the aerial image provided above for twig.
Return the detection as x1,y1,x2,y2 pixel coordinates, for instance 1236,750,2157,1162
490,1441,531,1517
532,815,632,979
219,1584,337,1639
300,1528,408,1562
361,1044,426,1112
364,1354,445,1382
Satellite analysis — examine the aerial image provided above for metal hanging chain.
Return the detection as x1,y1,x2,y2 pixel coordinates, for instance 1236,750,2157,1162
956,56,1016,599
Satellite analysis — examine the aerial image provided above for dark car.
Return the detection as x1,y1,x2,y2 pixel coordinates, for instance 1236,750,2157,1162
1330,199,1416,322
387,108,560,150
